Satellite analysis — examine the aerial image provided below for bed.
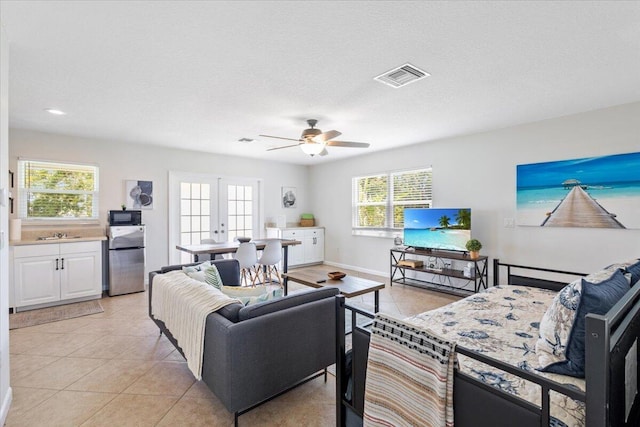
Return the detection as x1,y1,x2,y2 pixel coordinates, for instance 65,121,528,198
335,258,640,427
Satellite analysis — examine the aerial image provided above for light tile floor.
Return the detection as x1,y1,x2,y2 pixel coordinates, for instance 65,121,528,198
6,265,458,426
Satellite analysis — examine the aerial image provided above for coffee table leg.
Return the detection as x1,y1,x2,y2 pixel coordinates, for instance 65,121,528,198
284,276,289,296
375,291,379,313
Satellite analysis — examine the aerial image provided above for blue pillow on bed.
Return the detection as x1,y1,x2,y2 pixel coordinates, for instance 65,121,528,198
542,269,629,377
625,259,640,285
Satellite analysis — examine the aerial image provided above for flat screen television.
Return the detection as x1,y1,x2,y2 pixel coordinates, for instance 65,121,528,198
403,208,471,252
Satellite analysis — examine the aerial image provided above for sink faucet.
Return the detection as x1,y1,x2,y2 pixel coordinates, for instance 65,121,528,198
54,232,67,238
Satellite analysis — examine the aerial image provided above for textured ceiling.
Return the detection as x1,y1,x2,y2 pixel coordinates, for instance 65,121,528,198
1,1,639,165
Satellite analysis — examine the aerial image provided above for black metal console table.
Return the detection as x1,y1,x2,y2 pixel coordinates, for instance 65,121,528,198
390,248,489,296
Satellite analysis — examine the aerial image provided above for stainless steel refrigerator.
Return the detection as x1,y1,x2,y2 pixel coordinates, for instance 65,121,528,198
108,225,146,296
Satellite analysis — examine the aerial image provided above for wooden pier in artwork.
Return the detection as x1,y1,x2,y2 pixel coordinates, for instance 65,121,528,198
542,186,625,228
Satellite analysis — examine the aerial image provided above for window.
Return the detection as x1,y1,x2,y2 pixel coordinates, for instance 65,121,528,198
18,159,99,221
352,168,432,236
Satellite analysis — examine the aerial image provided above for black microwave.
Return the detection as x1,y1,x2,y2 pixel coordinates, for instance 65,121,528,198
109,210,142,225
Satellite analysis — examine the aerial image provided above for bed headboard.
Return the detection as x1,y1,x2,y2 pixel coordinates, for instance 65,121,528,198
493,258,586,292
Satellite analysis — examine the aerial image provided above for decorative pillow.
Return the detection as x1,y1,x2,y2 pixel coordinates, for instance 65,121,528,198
606,258,640,286
219,286,283,306
535,278,582,368
535,266,627,371
181,261,212,282
627,260,640,285
541,269,630,377
203,265,224,290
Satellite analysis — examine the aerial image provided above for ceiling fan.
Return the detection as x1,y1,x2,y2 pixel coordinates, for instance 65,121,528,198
261,119,370,156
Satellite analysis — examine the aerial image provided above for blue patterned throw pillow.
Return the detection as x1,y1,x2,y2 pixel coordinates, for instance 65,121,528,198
540,269,629,377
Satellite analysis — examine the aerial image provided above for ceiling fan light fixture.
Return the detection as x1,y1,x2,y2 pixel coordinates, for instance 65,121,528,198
300,142,325,156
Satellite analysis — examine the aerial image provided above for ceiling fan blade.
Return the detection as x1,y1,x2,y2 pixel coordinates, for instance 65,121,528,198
319,148,329,156
266,143,303,152
326,140,370,148
259,134,301,142
312,130,341,143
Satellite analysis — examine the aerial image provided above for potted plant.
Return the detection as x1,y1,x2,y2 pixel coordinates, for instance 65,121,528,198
121,204,127,211
465,239,482,259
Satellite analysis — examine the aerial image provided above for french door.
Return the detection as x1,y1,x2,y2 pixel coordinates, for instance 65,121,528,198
168,172,262,264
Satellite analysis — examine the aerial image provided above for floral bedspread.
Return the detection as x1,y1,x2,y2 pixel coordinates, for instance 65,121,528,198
405,286,586,427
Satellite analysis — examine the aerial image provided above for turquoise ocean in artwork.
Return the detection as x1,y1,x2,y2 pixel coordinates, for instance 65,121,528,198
516,152,640,228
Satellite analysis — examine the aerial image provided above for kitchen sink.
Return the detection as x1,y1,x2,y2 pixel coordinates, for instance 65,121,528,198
36,235,83,241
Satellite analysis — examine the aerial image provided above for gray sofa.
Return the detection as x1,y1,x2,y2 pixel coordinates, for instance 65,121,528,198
148,259,338,424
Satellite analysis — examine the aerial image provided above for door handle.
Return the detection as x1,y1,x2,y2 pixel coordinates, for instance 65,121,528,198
61,258,65,270
56,258,59,270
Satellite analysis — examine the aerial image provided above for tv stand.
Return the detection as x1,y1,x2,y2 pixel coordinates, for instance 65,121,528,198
390,248,488,296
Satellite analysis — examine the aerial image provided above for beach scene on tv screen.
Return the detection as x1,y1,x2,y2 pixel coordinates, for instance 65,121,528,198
404,208,471,251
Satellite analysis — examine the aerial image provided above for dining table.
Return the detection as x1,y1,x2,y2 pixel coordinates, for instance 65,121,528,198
175,239,302,273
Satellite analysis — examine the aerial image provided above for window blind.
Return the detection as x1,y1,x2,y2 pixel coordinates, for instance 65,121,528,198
353,168,432,234
18,159,99,220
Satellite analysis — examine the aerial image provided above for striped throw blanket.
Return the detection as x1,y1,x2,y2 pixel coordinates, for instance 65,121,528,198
151,271,240,380
363,314,457,427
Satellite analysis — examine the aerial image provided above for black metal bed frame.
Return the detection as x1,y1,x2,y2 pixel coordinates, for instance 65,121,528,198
336,259,640,427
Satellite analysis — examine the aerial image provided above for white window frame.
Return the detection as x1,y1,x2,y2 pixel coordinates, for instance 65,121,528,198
17,158,100,224
352,167,432,238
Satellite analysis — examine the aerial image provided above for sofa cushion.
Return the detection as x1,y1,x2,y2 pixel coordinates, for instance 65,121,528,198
238,287,339,321
214,303,243,323
541,269,629,377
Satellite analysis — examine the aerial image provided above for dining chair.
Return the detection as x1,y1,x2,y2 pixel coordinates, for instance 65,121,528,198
234,242,260,286
257,239,283,287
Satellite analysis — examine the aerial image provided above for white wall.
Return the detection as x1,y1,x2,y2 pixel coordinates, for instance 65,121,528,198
310,102,640,277
0,22,13,425
9,129,309,274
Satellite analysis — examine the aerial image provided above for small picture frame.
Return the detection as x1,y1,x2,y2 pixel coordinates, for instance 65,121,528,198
126,180,154,210
281,186,297,208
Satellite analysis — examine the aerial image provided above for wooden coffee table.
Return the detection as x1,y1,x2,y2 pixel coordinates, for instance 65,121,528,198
282,271,385,312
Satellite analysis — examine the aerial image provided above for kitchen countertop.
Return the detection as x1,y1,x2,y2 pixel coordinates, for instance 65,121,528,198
10,235,107,246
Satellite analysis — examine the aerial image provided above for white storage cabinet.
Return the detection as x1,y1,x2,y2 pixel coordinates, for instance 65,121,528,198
11,241,103,310
266,227,324,267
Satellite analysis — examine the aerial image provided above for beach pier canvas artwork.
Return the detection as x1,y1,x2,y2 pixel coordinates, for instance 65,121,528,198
516,152,640,229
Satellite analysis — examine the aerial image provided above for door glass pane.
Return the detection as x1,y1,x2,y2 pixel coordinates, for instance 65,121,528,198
201,217,210,232
181,232,191,245
228,201,236,215
192,183,201,199
180,182,191,199
201,200,210,215
181,200,191,215
191,200,201,214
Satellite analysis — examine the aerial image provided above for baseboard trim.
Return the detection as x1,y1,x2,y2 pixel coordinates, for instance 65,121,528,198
0,386,13,426
322,261,386,278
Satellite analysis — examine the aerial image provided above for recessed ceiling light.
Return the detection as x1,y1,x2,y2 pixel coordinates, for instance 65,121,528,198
45,109,66,115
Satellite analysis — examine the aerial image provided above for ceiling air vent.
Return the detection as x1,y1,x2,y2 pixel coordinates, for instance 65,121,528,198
374,63,430,88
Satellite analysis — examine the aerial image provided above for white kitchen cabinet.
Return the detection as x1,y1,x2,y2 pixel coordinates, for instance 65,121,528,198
303,228,324,264
11,241,103,310
266,227,324,267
